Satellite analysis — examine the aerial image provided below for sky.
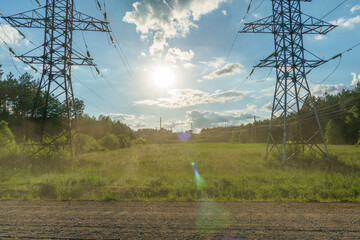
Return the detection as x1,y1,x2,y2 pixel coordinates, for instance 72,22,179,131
0,0,359,133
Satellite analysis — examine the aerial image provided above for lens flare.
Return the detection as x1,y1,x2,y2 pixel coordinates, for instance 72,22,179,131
177,130,191,142
196,201,232,236
192,163,206,190
191,163,233,237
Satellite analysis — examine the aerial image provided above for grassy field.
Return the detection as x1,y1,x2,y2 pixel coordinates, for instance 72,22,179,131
0,143,359,201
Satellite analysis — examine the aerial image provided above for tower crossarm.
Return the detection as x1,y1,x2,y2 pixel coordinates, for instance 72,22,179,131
301,14,336,34
254,55,326,69
1,9,109,32
1,7,47,29
72,10,110,32
239,14,336,35
239,15,274,34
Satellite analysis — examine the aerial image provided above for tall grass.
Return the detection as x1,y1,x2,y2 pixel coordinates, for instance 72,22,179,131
0,143,359,201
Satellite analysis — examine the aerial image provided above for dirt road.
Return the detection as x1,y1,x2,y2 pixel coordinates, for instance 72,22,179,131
0,201,359,239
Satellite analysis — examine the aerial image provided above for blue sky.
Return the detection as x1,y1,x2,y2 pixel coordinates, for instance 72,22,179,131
0,0,359,132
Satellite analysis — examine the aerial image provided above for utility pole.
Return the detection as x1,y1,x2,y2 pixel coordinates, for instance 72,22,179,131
160,117,162,130
240,0,335,161
2,0,110,159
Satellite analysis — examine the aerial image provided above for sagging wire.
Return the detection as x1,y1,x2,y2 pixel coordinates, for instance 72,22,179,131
226,0,253,61
0,35,39,74
95,0,146,100
308,55,342,84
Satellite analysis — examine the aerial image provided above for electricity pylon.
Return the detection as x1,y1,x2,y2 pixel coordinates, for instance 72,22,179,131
1,0,110,158
240,0,336,160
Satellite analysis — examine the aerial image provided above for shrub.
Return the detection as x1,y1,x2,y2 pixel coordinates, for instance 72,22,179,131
0,120,19,163
80,134,101,153
118,134,131,148
100,132,120,150
28,132,70,173
133,137,149,145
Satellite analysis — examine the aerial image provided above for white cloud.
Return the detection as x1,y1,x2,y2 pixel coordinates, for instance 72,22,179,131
314,34,326,41
246,104,257,112
203,62,245,79
165,47,194,63
311,84,347,97
351,4,360,14
260,102,272,112
330,15,360,29
123,0,226,56
141,52,146,57
200,57,226,68
136,88,249,108
107,113,136,121
186,110,253,129
222,10,227,16
351,72,360,87
0,23,28,46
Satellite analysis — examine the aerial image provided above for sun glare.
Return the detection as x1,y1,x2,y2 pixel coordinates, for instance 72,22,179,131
152,66,175,88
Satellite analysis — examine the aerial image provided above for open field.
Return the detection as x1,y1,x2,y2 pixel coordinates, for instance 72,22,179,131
1,201,360,239
0,143,360,201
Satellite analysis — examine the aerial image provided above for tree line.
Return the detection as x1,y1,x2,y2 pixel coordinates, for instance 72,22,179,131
0,66,137,155
194,83,360,145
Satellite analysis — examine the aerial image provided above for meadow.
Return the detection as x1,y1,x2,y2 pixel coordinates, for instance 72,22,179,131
0,143,359,202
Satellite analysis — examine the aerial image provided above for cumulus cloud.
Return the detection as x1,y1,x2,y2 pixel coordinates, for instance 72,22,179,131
351,72,360,87
203,63,245,79
222,10,227,16
165,47,194,63
351,4,360,14
260,102,273,112
0,23,28,46
311,84,347,97
186,110,253,128
123,0,226,56
107,113,135,121
246,104,257,112
136,88,249,108
200,57,226,68
330,15,360,29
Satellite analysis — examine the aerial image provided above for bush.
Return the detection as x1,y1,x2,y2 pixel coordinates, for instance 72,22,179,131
80,134,101,153
133,137,149,145
118,134,131,148
100,132,120,150
28,132,71,173
0,120,19,163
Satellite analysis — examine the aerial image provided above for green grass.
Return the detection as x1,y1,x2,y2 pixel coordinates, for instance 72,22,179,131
0,143,359,201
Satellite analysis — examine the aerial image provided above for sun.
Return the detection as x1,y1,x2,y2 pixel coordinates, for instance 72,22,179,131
152,66,175,88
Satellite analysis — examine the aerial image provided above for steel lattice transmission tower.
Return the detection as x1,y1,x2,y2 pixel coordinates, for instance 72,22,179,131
240,0,336,160
2,0,110,158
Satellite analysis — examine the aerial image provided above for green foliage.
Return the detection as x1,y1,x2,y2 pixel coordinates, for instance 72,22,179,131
118,134,131,148
100,132,120,150
0,120,19,163
229,131,240,143
136,128,177,144
80,134,102,153
325,120,344,144
133,137,149,145
79,115,135,141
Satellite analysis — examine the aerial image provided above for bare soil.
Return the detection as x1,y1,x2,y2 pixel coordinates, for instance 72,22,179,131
0,201,359,239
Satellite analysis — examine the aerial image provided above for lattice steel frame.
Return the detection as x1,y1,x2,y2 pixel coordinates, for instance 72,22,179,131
2,0,110,158
240,0,336,160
